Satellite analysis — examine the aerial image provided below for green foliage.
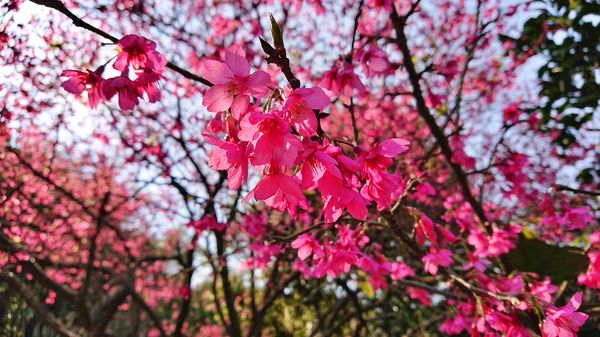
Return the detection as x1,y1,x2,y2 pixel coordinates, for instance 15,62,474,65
504,234,589,283
508,0,599,144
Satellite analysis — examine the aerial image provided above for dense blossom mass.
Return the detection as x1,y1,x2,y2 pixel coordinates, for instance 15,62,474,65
0,0,598,337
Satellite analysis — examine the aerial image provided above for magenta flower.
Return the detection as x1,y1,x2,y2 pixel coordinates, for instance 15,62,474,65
422,249,453,275
390,262,415,280
359,138,409,209
200,45,270,117
468,226,518,258
360,47,390,78
60,68,105,109
414,211,439,246
542,292,588,337
238,112,302,168
299,141,341,190
322,184,369,222
204,133,249,190
114,34,166,72
281,87,330,137
248,173,308,213
102,75,141,110
503,103,522,124
321,62,365,97
134,68,162,103
291,234,324,260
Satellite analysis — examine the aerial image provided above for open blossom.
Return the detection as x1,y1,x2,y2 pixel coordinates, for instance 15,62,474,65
468,226,519,258
200,45,269,117
360,46,390,77
281,87,330,137
238,112,302,167
114,34,166,73
390,262,415,280
322,183,369,222
187,215,226,233
579,250,600,289
321,62,365,97
359,138,410,209
562,207,595,230
291,234,324,260
503,103,522,124
542,292,588,337
408,287,432,306
204,134,249,190
422,249,453,275
134,68,162,103
299,140,341,190
102,75,141,110
60,68,105,109
247,173,307,213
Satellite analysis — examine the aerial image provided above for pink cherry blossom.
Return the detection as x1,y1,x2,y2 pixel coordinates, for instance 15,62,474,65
200,45,269,117
299,140,342,190
503,103,522,124
468,226,519,258
114,34,166,72
248,173,308,213
134,68,162,103
542,292,588,337
281,87,330,137
408,287,432,306
292,234,324,260
321,62,365,97
238,112,302,167
360,46,390,77
359,138,409,209
102,75,141,110
390,262,415,280
422,249,453,275
204,133,249,190
60,68,105,109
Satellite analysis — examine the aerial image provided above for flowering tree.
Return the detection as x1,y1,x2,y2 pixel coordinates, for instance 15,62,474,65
1,0,598,336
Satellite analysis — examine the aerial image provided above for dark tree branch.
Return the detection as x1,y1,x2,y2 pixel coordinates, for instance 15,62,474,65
390,6,490,229
28,0,213,86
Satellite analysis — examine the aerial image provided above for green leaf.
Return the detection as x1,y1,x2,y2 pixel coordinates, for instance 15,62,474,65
503,236,589,283
269,13,284,49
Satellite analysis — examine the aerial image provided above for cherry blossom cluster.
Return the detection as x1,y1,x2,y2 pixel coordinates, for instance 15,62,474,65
60,34,166,110
200,46,409,222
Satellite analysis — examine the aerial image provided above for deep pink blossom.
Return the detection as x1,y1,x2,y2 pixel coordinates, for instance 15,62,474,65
204,133,249,190
360,47,390,77
321,62,365,97
542,292,588,337
359,138,409,209
114,34,166,72
247,173,308,213
60,68,105,109
315,168,369,222
503,103,522,124
102,75,141,110
407,287,431,306
291,234,324,260
468,226,519,258
390,262,415,280
422,249,453,275
299,141,342,190
414,211,438,246
200,45,269,117
238,112,302,167
281,87,330,137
